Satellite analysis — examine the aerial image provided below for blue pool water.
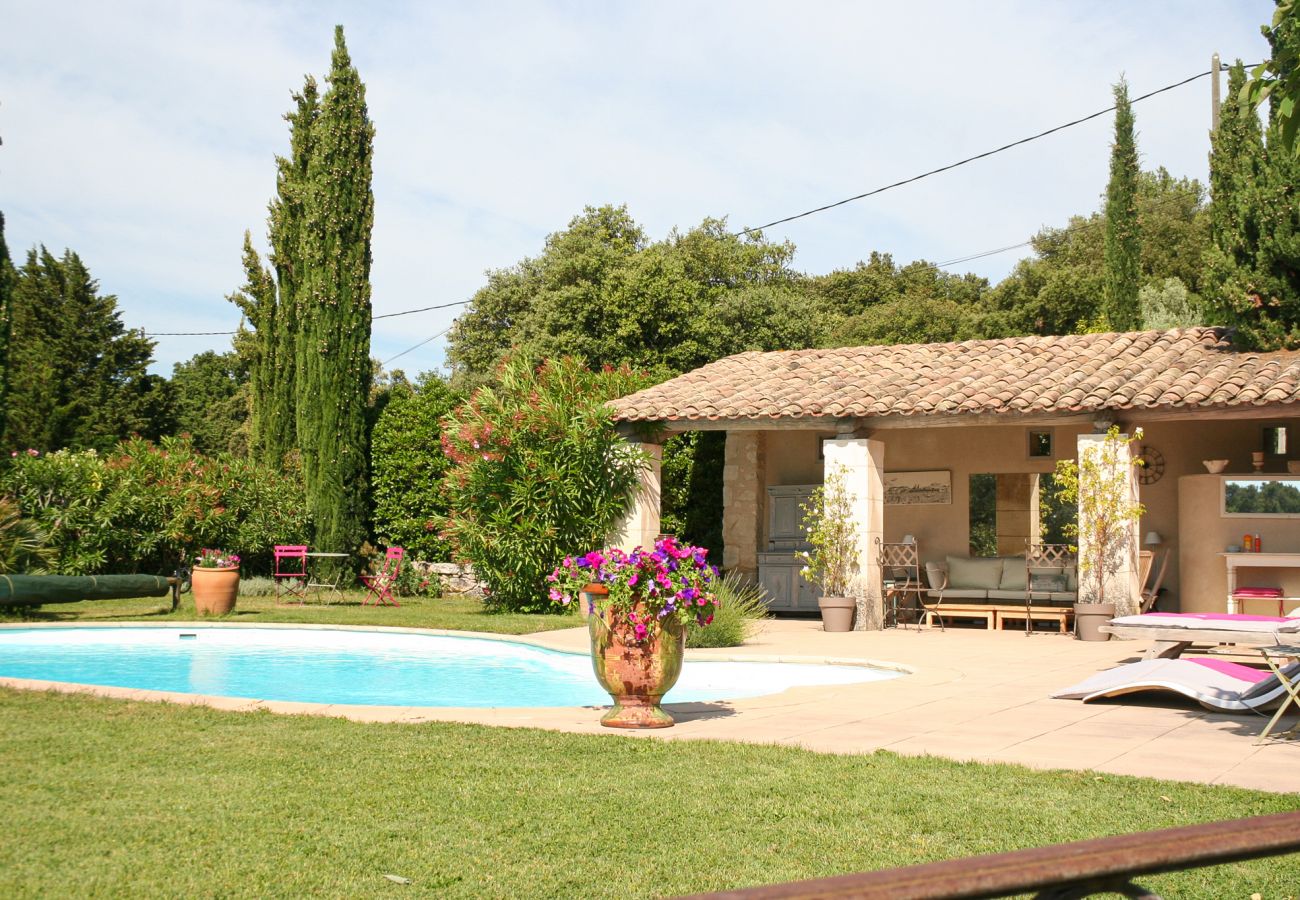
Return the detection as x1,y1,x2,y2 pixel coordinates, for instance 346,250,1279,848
0,627,899,708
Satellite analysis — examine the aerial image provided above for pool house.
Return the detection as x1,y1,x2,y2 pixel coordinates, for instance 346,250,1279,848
608,327,1300,622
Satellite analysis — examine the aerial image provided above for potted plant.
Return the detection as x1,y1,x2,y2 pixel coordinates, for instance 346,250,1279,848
1053,426,1146,640
191,548,241,616
549,536,718,728
798,464,860,632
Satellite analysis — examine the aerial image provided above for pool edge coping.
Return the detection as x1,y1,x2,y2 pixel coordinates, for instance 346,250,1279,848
0,621,916,722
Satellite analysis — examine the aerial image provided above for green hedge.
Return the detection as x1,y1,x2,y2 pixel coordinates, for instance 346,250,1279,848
0,436,309,575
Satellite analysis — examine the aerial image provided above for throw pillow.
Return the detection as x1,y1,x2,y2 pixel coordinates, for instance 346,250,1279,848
946,555,1004,590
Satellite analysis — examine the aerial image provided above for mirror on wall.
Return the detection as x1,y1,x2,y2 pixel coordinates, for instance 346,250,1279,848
1223,477,1300,516
969,473,1075,556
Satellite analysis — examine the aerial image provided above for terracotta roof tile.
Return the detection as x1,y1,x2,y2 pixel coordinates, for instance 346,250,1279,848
610,328,1300,424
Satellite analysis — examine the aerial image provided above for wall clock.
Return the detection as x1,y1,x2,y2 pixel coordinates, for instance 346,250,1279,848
1136,445,1165,485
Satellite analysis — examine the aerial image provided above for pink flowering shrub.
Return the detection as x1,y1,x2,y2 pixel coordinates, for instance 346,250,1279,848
439,355,652,612
549,536,719,641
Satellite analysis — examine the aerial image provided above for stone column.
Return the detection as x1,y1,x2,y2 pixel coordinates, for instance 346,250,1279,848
610,442,662,552
822,437,886,630
996,473,1040,555
1076,432,1141,614
722,431,764,581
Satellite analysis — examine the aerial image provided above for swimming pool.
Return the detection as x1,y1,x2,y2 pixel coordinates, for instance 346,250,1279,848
0,627,900,708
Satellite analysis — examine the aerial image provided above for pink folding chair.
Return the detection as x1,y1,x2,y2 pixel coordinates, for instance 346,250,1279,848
273,545,309,604
361,546,405,607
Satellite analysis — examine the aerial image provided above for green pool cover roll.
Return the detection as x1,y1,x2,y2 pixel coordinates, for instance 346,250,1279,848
0,574,172,606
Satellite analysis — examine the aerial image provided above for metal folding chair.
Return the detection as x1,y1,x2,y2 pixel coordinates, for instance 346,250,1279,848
1025,542,1077,636
878,539,939,631
361,546,405,607
273,544,309,604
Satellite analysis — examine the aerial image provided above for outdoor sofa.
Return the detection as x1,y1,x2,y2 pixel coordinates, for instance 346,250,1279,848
924,555,1076,632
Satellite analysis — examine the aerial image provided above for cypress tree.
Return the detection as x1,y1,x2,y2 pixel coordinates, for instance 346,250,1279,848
0,213,13,443
1206,56,1300,349
232,79,319,468
296,25,375,556
1103,78,1142,330
269,79,319,466
229,232,277,462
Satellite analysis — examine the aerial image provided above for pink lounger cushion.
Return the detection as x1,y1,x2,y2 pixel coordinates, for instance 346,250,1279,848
1232,588,1284,597
1110,613,1300,632
1186,657,1273,683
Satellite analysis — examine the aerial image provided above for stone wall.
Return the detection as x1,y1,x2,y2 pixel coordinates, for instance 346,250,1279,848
411,561,484,596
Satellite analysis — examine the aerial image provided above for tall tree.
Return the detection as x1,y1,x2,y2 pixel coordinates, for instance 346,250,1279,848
229,232,278,461
0,213,13,443
230,79,319,468
1103,77,1142,330
1206,58,1300,349
6,248,166,451
1242,0,1299,156
169,350,249,456
269,79,319,465
295,25,375,556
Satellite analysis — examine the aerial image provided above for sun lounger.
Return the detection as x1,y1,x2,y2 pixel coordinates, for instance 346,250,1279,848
1100,612,1300,659
1053,656,1300,712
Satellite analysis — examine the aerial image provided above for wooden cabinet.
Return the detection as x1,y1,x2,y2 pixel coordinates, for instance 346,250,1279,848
758,484,821,612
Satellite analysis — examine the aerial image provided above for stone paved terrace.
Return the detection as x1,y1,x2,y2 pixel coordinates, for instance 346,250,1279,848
4,620,1298,793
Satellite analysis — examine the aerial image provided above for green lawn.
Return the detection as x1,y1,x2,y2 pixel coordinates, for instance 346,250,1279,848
0,590,578,635
0,688,1296,898
3,595,1298,896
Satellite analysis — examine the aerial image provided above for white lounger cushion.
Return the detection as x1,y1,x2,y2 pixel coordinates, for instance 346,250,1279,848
1053,657,1300,712
1109,613,1300,633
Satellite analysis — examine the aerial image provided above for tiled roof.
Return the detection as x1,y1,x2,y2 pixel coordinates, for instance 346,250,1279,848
610,328,1300,424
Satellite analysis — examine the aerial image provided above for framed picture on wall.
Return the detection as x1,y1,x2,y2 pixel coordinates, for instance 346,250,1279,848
884,470,952,506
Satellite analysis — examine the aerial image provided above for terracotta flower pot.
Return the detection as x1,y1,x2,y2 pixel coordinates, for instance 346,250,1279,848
192,566,240,616
586,587,686,729
1073,601,1115,641
818,595,856,632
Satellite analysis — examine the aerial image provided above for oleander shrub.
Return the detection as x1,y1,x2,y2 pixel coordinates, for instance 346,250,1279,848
440,356,652,613
0,436,310,575
686,571,770,648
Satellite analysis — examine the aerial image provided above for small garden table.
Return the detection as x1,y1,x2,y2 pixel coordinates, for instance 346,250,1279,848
305,552,350,603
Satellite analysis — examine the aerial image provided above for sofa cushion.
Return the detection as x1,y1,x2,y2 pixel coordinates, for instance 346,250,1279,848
1065,564,1078,592
998,557,1027,591
988,589,1030,601
946,555,1004,590
924,562,947,590
927,589,988,600
1049,592,1078,604
1028,566,1067,593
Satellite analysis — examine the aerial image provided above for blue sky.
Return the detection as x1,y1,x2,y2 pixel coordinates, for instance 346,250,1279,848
0,1,1276,377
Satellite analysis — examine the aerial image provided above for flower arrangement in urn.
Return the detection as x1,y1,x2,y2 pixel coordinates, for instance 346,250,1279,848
549,536,718,728
190,548,241,616
194,548,241,569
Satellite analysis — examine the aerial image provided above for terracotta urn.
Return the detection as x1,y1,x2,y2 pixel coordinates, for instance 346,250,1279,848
585,585,686,728
191,566,240,616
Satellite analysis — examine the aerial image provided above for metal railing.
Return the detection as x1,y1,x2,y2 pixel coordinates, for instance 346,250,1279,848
680,811,1300,899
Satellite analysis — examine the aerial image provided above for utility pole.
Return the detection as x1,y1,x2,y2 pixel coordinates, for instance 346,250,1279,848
1211,51,1222,133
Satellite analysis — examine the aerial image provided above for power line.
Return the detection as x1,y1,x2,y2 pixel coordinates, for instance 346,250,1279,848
383,324,453,366
734,65,1243,238
144,329,238,336
374,299,468,320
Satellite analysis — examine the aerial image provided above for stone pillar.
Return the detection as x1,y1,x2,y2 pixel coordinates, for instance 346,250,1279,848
610,442,662,552
823,437,886,630
1076,432,1141,614
722,431,764,580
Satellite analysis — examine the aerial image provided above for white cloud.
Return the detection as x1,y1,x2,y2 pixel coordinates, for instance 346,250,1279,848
1,0,1274,375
